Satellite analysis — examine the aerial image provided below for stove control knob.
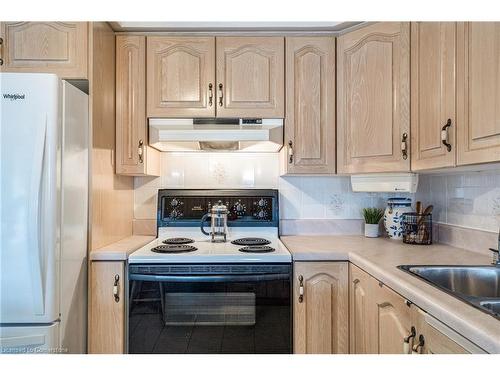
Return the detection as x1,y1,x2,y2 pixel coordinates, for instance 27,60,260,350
170,209,181,219
234,202,246,215
257,198,267,208
257,210,267,219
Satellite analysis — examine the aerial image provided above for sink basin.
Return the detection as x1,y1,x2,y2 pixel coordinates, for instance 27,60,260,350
398,265,500,319
480,300,500,314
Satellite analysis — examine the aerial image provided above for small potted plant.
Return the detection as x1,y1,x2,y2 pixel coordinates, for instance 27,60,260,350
362,207,384,238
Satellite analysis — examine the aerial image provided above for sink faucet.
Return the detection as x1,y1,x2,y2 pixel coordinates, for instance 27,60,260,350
490,230,500,266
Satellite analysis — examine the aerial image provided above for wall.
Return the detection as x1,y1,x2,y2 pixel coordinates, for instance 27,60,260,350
133,153,408,235
416,169,500,233
133,153,500,242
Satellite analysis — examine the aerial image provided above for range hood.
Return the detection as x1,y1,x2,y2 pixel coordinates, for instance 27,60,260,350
149,118,283,152
351,173,419,193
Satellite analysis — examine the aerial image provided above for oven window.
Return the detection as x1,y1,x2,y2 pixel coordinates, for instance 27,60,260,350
128,278,291,354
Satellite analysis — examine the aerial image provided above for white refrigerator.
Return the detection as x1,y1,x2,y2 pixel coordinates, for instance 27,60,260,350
0,73,89,353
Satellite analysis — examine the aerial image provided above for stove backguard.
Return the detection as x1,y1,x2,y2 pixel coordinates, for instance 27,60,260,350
157,189,279,228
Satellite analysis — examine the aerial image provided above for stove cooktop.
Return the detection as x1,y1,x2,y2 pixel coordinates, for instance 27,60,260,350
129,227,291,264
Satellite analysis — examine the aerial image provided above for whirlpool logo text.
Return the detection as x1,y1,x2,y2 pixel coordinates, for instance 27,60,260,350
2,93,26,101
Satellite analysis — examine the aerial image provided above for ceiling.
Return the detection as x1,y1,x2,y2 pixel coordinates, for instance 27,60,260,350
111,21,363,33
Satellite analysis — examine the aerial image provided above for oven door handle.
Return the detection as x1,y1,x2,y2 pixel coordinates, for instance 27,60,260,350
129,273,290,283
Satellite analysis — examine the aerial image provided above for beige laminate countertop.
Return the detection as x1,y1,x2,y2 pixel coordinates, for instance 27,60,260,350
90,235,155,261
281,235,500,354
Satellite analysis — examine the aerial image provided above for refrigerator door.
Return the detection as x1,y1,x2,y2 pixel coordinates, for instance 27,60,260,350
59,81,88,353
0,322,60,354
0,73,60,323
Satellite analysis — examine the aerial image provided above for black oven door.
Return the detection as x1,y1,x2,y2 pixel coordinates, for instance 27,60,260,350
128,264,291,354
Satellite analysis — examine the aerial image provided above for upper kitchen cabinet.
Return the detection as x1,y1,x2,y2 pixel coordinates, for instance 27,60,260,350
0,22,88,78
411,22,457,171
294,262,348,354
456,22,500,165
337,22,410,174
216,37,284,118
116,35,160,176
283,37,336,174
147,37,216,117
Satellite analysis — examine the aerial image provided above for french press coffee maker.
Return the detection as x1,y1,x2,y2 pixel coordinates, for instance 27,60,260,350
200,201,229,242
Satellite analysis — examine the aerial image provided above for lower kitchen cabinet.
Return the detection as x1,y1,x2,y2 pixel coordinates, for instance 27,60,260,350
293,262,348,354
413,307,486,354
89,261,125,354
349,264,486,354
350,264,412,354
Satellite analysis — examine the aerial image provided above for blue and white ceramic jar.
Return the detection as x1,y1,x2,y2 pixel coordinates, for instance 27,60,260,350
384,198,412,240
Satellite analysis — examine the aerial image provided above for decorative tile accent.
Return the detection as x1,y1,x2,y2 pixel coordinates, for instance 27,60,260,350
418,169,500,233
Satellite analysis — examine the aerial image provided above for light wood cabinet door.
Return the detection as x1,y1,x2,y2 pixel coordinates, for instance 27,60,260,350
337,22,410,173
89,261,125,354
413,308,484,354
147,37,215,117
349,265,413,354
349,264,377,353
0,22,87,78
116,35,160,176
294,262,348,354
457,22,500,165
283,37,336,174
216,37,284,118
411,22,457,171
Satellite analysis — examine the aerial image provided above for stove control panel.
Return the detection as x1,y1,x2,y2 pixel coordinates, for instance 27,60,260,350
158,190,278,227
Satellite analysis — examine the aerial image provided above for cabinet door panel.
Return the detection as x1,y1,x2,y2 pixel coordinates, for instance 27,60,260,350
457,22,500,165
294,262,348,354
0,22,87,78
89,261,125,354
147,37,215,117
411,22,457,170
350,265,377,354
116,35,160,176
284,37,335,174
216,37,284,118
337,22,410,173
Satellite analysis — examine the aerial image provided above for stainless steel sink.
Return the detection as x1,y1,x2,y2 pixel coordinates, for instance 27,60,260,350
398,265,500,320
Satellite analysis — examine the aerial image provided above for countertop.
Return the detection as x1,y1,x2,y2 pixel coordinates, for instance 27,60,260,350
90,235,155,261
281,235,500,353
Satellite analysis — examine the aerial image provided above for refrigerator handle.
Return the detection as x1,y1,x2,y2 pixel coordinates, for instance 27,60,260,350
27,118,47,315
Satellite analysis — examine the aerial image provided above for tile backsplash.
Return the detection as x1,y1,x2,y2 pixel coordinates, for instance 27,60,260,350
416,169,500,233
134,153,500,235
134,153,409,222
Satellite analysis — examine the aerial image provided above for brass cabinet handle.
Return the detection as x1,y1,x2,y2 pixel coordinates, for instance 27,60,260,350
403,326,416,354
208,83,213,107
138,140,144,164
218,83,223,107
113,274,120,303
0,37,4,66
441,118,452,152
401,133,408,160
298,275,304,303
412,334,425,354
288,140,294,164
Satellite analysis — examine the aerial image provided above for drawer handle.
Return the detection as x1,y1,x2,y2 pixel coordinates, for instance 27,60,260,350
208,83,213,107
298,275,304,303
412,334,425,354
288,141,294,164
441,118,452,152
113,274,120,303
138,140,144,164
401,133,408,160
218,83,223,107
0,37,4,66
403,326,416,354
